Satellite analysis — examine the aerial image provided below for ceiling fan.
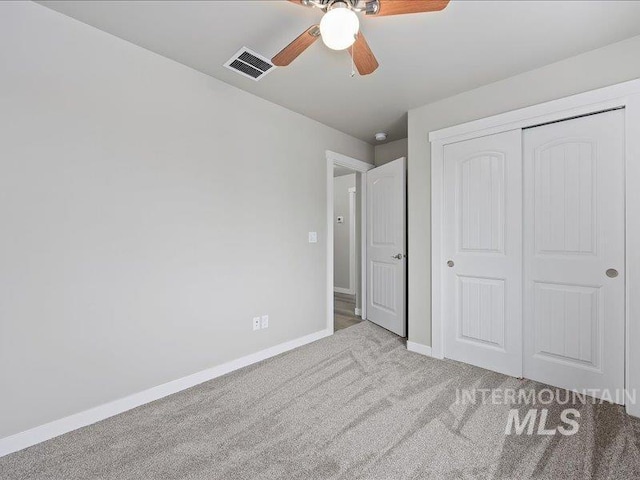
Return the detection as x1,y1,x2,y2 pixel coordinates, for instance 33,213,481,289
272,0,450,75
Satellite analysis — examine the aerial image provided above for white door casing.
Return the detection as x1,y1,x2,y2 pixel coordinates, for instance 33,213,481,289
443,130,523,377
366,157,406,336
348,187,356,295
523,110,625,399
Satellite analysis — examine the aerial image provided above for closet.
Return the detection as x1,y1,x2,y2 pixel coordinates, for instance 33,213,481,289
440,109,625,400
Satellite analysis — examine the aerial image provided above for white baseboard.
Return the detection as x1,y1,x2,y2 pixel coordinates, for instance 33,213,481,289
333,287,355,295
354,307,362,317
407,341,433,357
0,328,331,458
627,402,640,418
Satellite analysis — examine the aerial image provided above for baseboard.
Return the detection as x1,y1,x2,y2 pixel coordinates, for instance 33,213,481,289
354,307,362,317
626,402,640,418
0,328,331,458
333,287,355,295
407,341,433,357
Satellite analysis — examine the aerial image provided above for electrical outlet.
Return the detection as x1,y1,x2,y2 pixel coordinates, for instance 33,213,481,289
253,317,261,331
261,315,269,329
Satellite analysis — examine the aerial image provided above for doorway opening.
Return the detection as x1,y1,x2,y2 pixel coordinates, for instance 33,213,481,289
326,151,372,335
326,150,407,337
333,169,361,331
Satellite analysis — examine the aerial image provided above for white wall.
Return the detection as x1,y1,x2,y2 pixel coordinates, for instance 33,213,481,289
374,138,408,166
407,34,640,347
0,2,373,440
333,174,355,292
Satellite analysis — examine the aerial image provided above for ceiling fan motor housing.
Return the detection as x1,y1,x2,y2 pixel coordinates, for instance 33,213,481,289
364,1,380,15
302,0,379,14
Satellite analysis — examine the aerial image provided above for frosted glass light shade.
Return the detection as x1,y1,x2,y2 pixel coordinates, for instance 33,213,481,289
320,6,359,51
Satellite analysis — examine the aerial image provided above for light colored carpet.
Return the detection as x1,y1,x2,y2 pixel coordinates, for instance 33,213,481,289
2,321,640,479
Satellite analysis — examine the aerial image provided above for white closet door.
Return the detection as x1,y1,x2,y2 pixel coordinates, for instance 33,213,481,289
443,130,522,377
523,110,625,400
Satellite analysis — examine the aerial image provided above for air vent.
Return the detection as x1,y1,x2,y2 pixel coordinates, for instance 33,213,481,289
224,47,275,81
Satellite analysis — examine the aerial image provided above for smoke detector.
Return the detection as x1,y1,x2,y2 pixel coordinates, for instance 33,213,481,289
375,132,387,142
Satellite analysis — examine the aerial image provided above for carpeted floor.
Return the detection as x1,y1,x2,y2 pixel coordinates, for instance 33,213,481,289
2,321,640,479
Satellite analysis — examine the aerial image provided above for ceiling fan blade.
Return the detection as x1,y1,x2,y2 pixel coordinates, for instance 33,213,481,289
349,32,379,75
372,0,449,16
272,25,321,66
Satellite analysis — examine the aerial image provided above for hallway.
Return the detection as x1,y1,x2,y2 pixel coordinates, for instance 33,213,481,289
334,293,361,332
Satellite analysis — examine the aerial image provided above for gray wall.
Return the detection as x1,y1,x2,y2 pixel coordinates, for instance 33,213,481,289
374,138,408,166
333,174,356,291
407,34,640,347
0,2,373,439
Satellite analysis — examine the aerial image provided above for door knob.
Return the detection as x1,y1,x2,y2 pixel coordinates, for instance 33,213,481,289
606,268,619,278
392,253,404,260
447,260,454,267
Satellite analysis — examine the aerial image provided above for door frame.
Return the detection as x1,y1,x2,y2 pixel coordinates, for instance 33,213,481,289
429,78,640,417
348,186,357,295
326,151,374,334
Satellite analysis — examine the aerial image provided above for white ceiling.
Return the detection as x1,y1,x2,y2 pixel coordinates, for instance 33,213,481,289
39,1,640,144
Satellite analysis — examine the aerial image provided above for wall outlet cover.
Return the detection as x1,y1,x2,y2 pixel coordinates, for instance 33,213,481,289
253,317,261,331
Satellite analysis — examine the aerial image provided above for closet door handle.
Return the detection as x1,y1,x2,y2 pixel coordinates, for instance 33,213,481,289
447,260,454,268
606,268,619,278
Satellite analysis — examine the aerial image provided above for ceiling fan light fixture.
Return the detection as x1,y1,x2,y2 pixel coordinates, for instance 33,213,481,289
319,2,360,51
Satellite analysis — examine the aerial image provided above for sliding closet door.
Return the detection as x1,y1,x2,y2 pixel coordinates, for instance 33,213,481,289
523,110,625,399
443,130,522,377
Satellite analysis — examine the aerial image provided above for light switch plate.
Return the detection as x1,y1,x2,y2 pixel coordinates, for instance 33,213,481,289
337,216,344,224
261,315,269,329
308,232,318,243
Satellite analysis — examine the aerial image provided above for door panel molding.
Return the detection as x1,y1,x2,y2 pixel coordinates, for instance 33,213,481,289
457,151,506,254
456,275,506,349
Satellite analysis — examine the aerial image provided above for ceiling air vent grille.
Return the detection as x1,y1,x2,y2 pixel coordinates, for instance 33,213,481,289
224,47,275,81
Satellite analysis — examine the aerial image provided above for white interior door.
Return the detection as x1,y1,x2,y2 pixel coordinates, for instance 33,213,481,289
366,157,406,336
443,130,522,377
523,110,625,400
